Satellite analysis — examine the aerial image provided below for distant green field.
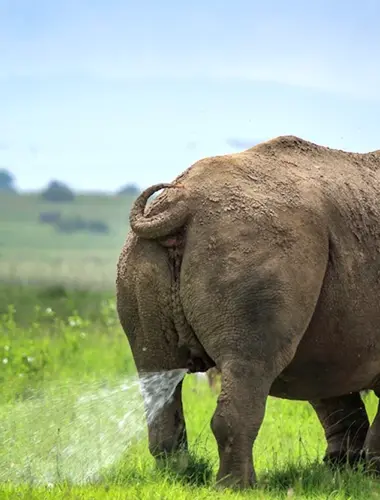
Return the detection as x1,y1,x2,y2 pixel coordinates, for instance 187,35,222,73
0,192,135,288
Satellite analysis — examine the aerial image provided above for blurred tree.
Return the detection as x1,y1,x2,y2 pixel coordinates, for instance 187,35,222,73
117,183,140,196
0,168,16,191
54,215,86,232
41,180,75,202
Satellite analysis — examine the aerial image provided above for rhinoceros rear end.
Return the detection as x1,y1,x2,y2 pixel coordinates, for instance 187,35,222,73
117,135,380,489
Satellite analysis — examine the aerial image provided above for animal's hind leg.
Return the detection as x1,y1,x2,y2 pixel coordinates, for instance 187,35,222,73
310,393,369,466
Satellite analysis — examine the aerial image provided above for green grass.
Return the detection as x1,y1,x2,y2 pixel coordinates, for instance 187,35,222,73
2,284,380,499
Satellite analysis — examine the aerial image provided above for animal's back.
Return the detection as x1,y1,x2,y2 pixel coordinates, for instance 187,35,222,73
158,134,380,209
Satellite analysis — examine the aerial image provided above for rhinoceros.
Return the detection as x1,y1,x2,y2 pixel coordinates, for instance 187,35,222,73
116,135,380,489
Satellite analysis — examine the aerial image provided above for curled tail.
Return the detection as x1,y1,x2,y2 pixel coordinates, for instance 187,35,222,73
129,183,190,239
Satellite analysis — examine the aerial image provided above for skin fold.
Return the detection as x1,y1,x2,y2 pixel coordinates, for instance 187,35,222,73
116,135,380,489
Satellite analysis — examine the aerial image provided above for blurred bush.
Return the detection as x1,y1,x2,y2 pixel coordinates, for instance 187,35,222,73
38,211,62,224
41,180,75,202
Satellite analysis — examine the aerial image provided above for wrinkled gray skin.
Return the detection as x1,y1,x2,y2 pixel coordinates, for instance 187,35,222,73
116,136,380,489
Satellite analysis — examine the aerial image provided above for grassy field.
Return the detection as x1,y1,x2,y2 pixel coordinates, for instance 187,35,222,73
0,192,134,289
1,284,380,500
3,193,380,498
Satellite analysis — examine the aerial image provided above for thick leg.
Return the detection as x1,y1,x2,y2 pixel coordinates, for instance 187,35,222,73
190,277,325,488
144,379,189,472
310,393,369,467
211,359,276,488
200,283,324,488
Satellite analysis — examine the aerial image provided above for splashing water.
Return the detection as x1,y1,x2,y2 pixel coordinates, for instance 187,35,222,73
0,369,186,485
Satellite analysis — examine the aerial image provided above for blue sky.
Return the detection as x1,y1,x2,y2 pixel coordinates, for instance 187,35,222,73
1,0,380,192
